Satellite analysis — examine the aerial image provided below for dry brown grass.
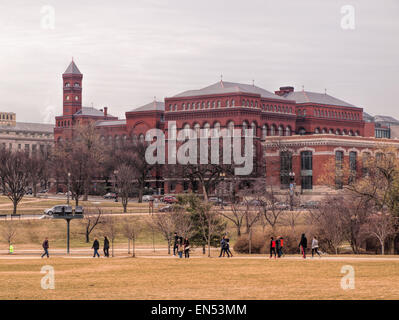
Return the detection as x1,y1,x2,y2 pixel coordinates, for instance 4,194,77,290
0,257,398,300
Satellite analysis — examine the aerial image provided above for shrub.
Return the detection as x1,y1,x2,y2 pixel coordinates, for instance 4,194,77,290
233,233,267,254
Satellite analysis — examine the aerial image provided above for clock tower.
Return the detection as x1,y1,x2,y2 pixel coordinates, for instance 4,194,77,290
62,60,82,116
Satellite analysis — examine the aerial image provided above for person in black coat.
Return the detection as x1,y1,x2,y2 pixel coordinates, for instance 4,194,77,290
173,232,179,256
183,237,190,258
92,238,100,258
219,236,226,257
299,233,308,259
41,237,49,258
224,236,233,257
103,236,110,257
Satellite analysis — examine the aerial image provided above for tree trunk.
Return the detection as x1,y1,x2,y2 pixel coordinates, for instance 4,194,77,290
138,188,143,203
167,239,171,255
202,244,206,254
381,240,385,255
133,238,136,258
237,225,241,237
12,200,17,215
123,198,127,213
85,229,90,243
248,228,252,254
33,184,38,198
128,239,130,254
112,239,114,257
75,197,79,206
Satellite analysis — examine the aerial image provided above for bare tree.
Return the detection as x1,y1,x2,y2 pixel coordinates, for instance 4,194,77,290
122,217,142,257
219,200,246,237
1,222,18,245
171,207,193,239
115,164,135,213
102,216,119,257
362,212,397,255
196,201,222,257
84,208,103,243
149,212,175,254
0,151,31,214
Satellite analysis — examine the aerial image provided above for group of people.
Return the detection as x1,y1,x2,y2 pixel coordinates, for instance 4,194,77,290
91,237,110,257
269,236,284,258
270,233,321,259
173,232,190,258
219,235,233,257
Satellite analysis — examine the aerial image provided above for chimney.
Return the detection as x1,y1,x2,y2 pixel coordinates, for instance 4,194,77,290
275,86,294,96
104,107,108,117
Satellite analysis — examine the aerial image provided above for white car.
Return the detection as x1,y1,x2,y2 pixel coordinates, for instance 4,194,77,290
44,205,72,216
142,195,154,202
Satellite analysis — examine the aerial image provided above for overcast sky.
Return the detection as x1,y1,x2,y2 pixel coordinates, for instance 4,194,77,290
0,0,398,123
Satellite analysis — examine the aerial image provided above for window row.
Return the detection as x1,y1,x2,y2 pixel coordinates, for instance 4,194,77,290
313,128,360,136
312,109,360,120
64,82,81,88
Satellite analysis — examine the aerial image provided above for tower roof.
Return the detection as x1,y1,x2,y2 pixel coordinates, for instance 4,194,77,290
63,60,82,75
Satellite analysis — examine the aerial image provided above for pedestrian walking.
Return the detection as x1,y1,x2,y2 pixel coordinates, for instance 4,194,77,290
41,237,50,258
184,237,190,258
269,237,276,259
279,236,284,257
225,236,233,257
92,238,100,258
276,237,281,258
311,236,321,258
299,233,307,259
219,236,226,257
177,239,183,258
173,232,179,256
103,236,110,257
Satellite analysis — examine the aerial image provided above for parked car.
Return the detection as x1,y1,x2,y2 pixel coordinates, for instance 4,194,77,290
25,188,33,195
162,195,178,204
300,200,320,209
142,195,154,202
159,205,173,212
209,197,227,206
39,189,48,194
44,205,72,216
275,202,290,210
104,192,117,199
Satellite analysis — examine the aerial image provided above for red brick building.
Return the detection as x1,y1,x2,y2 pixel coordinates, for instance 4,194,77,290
54,60,399,194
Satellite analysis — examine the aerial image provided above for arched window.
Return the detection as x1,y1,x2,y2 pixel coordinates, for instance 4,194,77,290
213,122,221,137
251,122,256,136
182,103,186,110
278,125,284,136
65,83,70,87
194,123,200,137
262,125,268,139
212,101,216,108
342,129,347,135
242,121,248,136
298,128,306,135
203,122,210,137
285,126,291,136
329,129,334,134
187,103,191,109
217,101,221,108
335,129,341,135
270,125,276,136
139,134,145,142
227,121,234,136
226,100,230,108
74,82,80,87
183,123,190,139
315,128,320,134
231,100,235,107
169,123,177,139
207,101,210,108
322,128,327,134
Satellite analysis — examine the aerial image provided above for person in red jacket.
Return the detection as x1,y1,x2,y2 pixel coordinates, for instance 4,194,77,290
279,236,284,257
269,237,276,259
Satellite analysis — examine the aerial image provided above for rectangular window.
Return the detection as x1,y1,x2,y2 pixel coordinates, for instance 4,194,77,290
280,151,292,188
335,151,344,189
300,151,313,189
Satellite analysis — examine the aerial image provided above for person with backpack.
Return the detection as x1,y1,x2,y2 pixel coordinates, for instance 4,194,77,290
103,236,110,257
269,237,276,259
299,233,308,259
92,238,100,258
41,237,50,258
311,236,321,258
184,237,190,258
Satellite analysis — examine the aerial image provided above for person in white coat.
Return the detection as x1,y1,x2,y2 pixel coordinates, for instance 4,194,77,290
311,236,321,258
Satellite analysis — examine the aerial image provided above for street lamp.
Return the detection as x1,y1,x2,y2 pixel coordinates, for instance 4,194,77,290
289,172,295,210
67,172,71,205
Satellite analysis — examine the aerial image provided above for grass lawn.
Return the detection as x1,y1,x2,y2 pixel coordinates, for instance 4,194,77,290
0,257,398,299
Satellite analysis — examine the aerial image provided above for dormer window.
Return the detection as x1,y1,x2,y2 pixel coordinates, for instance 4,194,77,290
74,83,80,87
65,83,70,87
